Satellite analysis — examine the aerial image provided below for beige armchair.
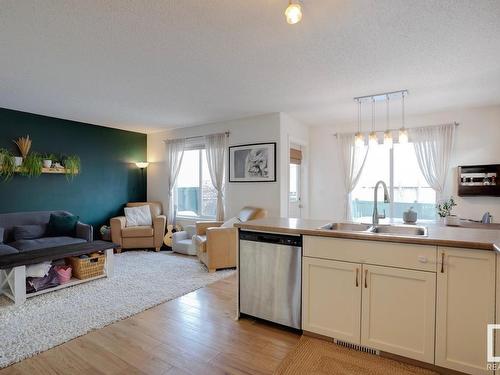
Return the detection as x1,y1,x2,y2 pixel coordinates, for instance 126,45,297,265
194,207,267,272
111,202,166,252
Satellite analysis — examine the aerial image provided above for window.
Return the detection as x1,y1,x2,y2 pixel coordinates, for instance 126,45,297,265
175,148,217,219
289,163,300,203
351,142,436,222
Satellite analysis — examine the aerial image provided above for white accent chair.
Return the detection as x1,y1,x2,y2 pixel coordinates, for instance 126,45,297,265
172,225,196,255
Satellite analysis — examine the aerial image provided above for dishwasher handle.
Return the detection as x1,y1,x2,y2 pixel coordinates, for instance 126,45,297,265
239,231,302,247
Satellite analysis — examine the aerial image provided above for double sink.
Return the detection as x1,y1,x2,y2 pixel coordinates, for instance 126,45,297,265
319,222,428,237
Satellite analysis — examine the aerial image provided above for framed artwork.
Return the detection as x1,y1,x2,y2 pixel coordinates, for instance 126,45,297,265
229,142,276,182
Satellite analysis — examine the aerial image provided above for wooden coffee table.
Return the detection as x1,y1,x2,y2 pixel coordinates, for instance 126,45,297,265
0,241,117,305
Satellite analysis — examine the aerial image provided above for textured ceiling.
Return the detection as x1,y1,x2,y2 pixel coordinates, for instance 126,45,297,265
1,0,500,133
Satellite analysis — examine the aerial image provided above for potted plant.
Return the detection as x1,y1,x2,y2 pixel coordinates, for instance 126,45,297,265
20,153,43,178
63,155,81,181
0,148,16,182
436,197,458,226
42,153,57,169
0,148,7,166
13,135,32,167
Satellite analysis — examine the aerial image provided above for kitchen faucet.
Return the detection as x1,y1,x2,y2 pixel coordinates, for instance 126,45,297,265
372,180,391,225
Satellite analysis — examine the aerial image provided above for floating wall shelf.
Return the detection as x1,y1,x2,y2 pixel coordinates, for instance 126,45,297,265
11,167,79,175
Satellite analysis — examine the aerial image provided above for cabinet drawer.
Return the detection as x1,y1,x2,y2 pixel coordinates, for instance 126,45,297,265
304,236,437,272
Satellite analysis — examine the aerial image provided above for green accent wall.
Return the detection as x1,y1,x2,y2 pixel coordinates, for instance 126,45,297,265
0,108,147,233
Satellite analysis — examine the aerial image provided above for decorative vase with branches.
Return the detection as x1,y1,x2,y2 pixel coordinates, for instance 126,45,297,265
13,135,32,158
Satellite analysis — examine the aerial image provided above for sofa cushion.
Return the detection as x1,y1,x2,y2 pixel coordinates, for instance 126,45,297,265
122,226,154,238
124,205,152,227
193,234,207,252
10,237,86,252
0,210,74,243
0,244,18,256
127,202,162,218
13,224,47,240
46,213,79,237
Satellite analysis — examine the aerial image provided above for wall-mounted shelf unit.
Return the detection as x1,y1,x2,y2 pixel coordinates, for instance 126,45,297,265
12,167,78,175
458,164,500,197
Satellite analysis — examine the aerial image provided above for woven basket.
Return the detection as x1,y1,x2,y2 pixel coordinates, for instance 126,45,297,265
66,253,105,280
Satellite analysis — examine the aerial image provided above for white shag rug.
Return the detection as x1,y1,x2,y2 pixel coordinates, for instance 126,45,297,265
0,251,235,368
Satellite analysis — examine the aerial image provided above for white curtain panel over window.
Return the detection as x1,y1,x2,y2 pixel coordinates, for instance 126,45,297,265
165,138,185,224
205,133,227,221
411,124,455,201
337,133,369,220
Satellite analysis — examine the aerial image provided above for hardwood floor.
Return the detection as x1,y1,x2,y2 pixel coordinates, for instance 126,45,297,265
0,274,300,375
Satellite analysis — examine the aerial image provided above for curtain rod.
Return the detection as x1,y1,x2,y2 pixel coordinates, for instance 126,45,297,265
163,131,230,143
333,122,459,137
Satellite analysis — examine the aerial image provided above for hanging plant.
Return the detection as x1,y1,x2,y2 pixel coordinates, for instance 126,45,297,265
64,155,81,181
13,135,32,158
20,153,43,177
0,148,16,182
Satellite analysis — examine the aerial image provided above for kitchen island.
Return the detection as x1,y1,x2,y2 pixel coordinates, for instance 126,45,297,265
235,218,500,375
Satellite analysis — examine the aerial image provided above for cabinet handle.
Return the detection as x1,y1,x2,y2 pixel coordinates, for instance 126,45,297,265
355,268,359,287
441,252,445,273
364,269,368,288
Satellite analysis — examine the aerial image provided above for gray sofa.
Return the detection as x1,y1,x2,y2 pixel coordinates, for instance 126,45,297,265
0,211,93,256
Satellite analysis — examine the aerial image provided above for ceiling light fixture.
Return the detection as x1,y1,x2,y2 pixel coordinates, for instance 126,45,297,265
384,95,393,148
285,1,303,25
399,92,408,144
369,99,378,146
354,100,365,147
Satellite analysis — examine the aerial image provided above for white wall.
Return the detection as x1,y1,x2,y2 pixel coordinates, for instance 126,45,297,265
279,113,310,218
309,105,500,222
147,113,282,221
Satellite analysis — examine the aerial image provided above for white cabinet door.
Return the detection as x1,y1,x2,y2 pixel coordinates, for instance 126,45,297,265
436,247,495,375
360,264,436,363
302,257,362,344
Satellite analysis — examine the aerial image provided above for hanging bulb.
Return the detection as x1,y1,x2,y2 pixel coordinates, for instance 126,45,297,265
355,132,365,147
399,128,409,144
383,95,392,147
383,130,393,147
368,131,378,146
285,2,302,24
398,91,408,143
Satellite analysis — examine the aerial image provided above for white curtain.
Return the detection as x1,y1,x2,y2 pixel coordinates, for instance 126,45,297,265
411,124,455,201
337,134,369,220
205,133,227,221
165,138,185,224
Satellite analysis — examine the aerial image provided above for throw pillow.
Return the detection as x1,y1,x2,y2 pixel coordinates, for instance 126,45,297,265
221,217,241,228
124,205,152,227
13,224,47,241
46,213,79,236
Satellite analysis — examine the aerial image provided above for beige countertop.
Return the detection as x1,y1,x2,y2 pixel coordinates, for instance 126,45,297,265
235,217,500,251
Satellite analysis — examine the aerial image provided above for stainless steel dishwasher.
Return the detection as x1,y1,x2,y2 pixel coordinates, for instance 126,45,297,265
238,230,302,329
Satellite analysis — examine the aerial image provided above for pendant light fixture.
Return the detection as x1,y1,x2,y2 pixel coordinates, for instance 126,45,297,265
383,95,393,147
399,92,408,143
354,99,364,147
285,0,303,25
368,98,378,146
